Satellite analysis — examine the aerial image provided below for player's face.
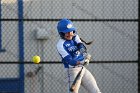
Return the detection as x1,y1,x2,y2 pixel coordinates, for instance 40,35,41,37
64,31,74,40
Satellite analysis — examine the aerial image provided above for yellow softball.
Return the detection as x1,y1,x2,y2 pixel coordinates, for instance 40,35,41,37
32,55,41,64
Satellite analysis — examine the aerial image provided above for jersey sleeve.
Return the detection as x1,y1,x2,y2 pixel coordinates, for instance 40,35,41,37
57,43,69,58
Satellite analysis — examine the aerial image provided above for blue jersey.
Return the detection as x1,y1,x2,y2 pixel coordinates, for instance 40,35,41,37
57,35,85,68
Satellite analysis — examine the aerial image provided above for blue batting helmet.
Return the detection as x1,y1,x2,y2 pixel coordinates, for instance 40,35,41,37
57,18,76,34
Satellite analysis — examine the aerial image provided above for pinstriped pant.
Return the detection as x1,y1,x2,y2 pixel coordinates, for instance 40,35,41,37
64,67,101,93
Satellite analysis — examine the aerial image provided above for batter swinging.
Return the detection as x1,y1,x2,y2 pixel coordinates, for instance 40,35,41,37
56,18,101,93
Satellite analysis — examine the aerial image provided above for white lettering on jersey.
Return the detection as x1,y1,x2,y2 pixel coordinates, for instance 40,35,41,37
68,46,77,52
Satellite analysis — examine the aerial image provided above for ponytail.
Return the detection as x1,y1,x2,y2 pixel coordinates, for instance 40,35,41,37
80,38,93,45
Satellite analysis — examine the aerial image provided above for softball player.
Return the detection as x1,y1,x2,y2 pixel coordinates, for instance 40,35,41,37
56,18,101,93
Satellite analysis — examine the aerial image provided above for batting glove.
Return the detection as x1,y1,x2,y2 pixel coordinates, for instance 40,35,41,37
85,53,91,59
84,59,90,65
80,53,91,65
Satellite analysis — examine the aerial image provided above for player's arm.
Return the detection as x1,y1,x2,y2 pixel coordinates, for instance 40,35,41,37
73,35,87,54
57,48,83,66
74,35,92,65
57,42,81,66
63,55,82,66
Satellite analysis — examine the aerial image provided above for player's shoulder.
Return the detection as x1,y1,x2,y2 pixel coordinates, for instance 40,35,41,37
56,39,66,49
73,34,79,39
73,34,82,43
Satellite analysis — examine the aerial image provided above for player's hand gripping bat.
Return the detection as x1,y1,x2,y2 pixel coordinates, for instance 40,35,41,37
70,54,91,92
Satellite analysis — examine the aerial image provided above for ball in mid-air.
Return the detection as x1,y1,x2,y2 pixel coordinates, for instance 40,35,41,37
32,55,40,64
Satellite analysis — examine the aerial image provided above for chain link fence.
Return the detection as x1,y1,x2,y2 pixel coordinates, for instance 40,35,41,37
0,0,139,93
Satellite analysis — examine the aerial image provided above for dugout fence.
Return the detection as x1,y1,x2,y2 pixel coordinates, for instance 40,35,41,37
0,0,139,93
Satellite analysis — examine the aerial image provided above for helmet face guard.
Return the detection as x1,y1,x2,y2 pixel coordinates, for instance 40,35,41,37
57,19,76,38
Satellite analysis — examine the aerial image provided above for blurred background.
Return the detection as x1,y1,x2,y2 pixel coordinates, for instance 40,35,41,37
0,0,138,93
